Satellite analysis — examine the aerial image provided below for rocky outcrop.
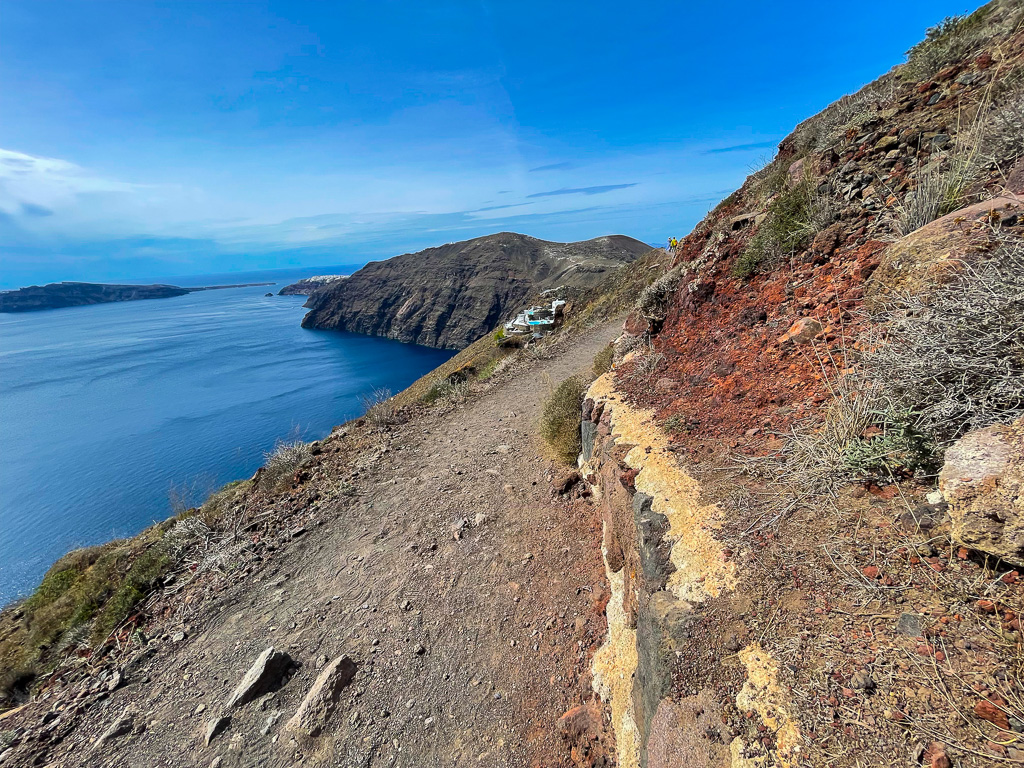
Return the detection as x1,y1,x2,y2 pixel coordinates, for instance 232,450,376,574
0,282,190,312
278,275,347,296
285,655,356,737
300,233,650,349
581,372,800,768
226,647,294,708
940,416,1024,565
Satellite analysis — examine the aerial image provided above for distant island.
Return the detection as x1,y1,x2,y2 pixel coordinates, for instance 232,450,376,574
277,275,347,295
0,281,276,313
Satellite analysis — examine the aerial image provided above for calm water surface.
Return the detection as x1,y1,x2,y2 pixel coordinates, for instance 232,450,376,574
0,273,454,604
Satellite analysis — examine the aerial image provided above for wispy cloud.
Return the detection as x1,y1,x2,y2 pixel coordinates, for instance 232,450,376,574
529,161,575,173
468,202,534,213
703,140,778,154
527,183,637,199
20,202,54,217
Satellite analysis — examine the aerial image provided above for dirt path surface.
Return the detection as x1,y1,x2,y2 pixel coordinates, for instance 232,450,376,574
21,320,622,768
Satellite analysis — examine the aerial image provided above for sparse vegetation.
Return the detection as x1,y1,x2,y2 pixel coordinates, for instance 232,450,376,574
863,234,1024,444
734,178,834,278
361,387,399,428
623,338,665,382
793,78,897,153
592,344,614,377
540,375,589,465
261,438,311,489
982,79,1024,175
760,232,1023,500
903,11,988,82
0,474,255,705
421,376,470,406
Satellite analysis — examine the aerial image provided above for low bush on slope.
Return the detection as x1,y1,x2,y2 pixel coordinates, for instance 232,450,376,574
541,375,590,465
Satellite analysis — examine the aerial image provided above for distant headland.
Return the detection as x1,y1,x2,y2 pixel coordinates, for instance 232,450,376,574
0,281,277,313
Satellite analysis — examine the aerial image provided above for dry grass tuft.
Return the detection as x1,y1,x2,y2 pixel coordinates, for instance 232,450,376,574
361,387,399,428
261,439,312,489
540,375,589,465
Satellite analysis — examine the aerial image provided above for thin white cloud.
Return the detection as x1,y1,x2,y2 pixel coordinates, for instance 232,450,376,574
0,148,142,216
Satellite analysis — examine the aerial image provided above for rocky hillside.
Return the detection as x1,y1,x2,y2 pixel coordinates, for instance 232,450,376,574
577,2,1024,767
300,232,650,348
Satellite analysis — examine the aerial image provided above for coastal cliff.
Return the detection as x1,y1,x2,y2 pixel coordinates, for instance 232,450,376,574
300,232,650,349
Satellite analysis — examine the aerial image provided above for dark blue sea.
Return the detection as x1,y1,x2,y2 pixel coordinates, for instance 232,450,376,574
0,268,454,605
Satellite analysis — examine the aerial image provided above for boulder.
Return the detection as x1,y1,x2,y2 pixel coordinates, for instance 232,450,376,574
204,716,230,746
866,194,1023,305
777,317,822,347
226,647,295,708
285,655,357,737
939,417,1024,566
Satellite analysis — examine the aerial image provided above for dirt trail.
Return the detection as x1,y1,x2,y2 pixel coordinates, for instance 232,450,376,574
34,320,622,768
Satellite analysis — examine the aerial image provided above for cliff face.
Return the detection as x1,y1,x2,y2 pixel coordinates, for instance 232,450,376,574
0,283,189,312
300,232,650,349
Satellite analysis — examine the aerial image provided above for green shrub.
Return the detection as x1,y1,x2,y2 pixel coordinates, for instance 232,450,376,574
541,375,589,465
662,414,686,433
842,412,935,478
593,344,614,377
734,179,833,278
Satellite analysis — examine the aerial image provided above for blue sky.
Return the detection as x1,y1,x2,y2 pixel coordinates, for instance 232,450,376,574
0,1,978,287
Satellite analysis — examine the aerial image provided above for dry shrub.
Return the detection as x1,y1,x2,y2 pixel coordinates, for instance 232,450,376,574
890,165,947,236
863,233,1024,443
261,439,311,489
361,386,398,428
421,376,469,406
540,375,589,465
593,343,614,377
760,232,1023,507
636,265,684,324
982,80,1024,175
623,337,665,382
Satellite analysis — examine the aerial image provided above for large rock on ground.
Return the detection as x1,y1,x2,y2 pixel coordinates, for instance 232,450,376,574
940,417,1024,566
285,655,357,737
866,194,1023,305
226,647,294,708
